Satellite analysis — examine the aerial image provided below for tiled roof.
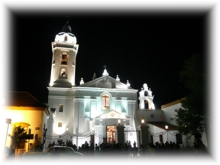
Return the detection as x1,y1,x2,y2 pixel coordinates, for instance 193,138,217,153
5,91,47,108
161,97,186,109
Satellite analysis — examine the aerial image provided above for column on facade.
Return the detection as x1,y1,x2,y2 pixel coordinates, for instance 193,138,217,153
139,97,145,109
45,114,54,150
102,125,107,143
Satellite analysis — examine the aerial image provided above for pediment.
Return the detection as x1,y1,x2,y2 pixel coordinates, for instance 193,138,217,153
78,75,131,89
95,110,130,119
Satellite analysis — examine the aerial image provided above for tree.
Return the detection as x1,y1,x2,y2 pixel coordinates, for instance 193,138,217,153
9,126,27,152
171,54,206,143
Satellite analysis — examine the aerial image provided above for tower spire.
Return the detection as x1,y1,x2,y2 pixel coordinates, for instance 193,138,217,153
49,22,79,87
62,16,72,33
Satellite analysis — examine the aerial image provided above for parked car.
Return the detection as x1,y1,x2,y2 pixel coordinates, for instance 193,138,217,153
21,146,84,162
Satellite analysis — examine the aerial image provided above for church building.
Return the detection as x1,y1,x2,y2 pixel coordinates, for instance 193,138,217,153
45,21,182,149
2,21,208,156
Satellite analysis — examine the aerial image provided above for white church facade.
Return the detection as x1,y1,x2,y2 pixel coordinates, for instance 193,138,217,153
43,22,206,150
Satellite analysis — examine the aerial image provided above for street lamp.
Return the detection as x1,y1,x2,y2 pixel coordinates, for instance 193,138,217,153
165,125,168,142
118,119,121,125
5,118,11,147
139,119,145,150
66,126,69,145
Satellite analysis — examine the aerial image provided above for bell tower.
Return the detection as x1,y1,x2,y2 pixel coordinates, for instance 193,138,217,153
49,21,79,87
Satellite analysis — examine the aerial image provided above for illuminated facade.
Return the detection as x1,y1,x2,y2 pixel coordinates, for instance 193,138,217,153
49,21,79,87
47,22,140,148
3,92,49,155
46,22,208,150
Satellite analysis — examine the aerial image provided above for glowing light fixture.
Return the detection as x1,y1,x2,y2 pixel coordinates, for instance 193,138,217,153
118,119,121,124
141,119,145,124
66,126,69,131
165,125,169,141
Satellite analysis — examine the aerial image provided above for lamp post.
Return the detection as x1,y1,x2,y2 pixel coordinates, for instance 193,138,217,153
66,126,68,145
165,125,168,142
140,118,144,150
140,118,149,153
116,119,124,145
5,118,11,147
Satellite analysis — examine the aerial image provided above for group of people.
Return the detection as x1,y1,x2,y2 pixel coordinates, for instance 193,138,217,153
47,140,77,151
147,141,181,155
45,139,206,157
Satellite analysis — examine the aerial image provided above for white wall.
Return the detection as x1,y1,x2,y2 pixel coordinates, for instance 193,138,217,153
162,103,182,125
148,124,177,144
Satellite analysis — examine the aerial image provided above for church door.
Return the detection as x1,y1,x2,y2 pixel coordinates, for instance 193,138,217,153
106,126,116,143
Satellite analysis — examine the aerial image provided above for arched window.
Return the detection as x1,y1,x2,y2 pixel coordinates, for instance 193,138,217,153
60,53,68,65
102,94,110,110
60,68,66,77
64,35,68,41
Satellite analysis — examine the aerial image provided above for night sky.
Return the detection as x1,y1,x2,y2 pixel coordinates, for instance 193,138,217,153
11,11,207,108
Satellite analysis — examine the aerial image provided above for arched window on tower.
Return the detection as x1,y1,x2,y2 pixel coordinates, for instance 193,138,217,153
64,35,68,41
60,53,68,65
102,94,110,110
60,68,66,77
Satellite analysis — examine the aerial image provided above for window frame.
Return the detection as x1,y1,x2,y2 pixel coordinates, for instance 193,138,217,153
59,104,63,112
101,93,111,110
58,122,62,127
60,53,68,65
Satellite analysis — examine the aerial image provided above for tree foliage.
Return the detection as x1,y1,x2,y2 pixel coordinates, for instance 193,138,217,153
179,54,205,116
174,99,205,137
10,126,27,149
171,54,206,137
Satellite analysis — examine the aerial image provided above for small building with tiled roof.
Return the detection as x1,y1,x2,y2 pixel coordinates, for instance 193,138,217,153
3,91,50,155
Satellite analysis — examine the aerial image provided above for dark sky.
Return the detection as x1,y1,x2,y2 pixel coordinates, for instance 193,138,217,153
11,12,207,108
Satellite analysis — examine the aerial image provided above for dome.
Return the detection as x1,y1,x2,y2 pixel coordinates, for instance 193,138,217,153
54,21,77,44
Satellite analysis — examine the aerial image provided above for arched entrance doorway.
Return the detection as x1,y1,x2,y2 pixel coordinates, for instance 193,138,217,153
107,126,116,143
11,122,30,156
